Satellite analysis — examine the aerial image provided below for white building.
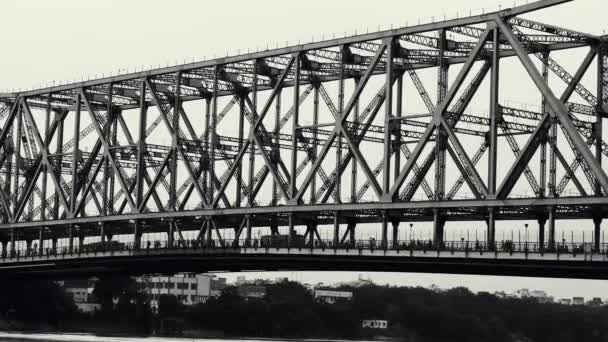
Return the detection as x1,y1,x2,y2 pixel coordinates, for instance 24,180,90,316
137,273,226,310
62,279,101,314
314,289,353,304
237,285,266,299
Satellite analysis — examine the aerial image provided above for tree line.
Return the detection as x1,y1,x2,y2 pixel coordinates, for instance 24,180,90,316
1,276,607,341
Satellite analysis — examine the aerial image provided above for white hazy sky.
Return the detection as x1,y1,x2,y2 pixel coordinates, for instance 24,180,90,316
1,0,608,299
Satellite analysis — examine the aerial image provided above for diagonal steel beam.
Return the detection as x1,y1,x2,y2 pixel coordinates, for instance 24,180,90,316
390,28,492,199
496,18,608,195
292,43,387,203
81,90,138,212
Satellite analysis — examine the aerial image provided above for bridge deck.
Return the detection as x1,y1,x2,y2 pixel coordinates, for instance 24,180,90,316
2,240,607,279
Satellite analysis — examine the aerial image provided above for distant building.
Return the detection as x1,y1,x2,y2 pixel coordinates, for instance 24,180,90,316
559,298,572,305
314,289,353,304
362,320,388,329
515,289,530,298
237,285,266,299
530,290,553,303
62,279,101,314
587,298,603,307
572,297,585,305
235,276,247,285
137,273,226,310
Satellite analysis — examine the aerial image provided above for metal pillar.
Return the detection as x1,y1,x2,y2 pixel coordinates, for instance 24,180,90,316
593,216,602,252
333,212,340,247
487,208,496,250
68,225,74,253
381,211,388,249
168,221,174,248
348,222,356,246
538,216,546,252
548,207,556,249
391,220,399,248
133,221,141,250
246,215,252,246
1,240,7,258
38,226,44,255
433,208,445,248
288,214,295,247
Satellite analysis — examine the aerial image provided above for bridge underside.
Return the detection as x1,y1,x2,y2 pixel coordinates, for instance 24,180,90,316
3,248,608,280
0,0,608,277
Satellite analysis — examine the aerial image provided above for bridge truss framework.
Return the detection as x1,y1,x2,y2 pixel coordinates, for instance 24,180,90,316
0,0,607,259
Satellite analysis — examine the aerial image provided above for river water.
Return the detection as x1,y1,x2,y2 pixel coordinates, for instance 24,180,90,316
0,333,372,342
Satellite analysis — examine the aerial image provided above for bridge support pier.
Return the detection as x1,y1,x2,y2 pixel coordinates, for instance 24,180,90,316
9,229,15,257
26,239,32,255
168,221,174,248
538,217,547,252
392,220,399,248
433,209,445,249
349,222,356,246
1,240,7,258
333,213,340,247
593,216,602,252
68,225,74,253
288,215,296,248
381,211,388,249
133,222,141,250
51,238,57,253
548,207,556,250
246,215,253,247
38,227,44,255
486,209,496,251
78,235,84,252
99,223,106,243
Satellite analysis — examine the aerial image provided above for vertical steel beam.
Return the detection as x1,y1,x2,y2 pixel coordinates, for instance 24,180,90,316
203,98,211,195
435,29,449,203
336,48,345,203
311,84,319,203
383,38,395,195
488,28,500,197
291,54,301,201
54,110,65,219
169,73,181,210
596,46,605,196
236,94,245,207
12,105,23,214
70,93,81,217
351,77,360,202
539,52,549,197
210,68,218,204
248,62,258,208
394,74,403,182
136,81,147,209
273,86,282,205
102,86,112,216
40,95,51,221
108,108,118,213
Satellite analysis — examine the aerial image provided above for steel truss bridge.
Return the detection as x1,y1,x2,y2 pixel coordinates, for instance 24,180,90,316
0,0,607,277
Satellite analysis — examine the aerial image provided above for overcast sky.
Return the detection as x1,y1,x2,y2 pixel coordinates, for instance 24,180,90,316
1,0,608,299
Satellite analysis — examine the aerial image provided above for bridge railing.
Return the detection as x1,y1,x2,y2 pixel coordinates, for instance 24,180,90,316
1,238,607,262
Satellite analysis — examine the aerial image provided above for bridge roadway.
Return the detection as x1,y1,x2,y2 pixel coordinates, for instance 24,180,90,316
1,239,608,279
